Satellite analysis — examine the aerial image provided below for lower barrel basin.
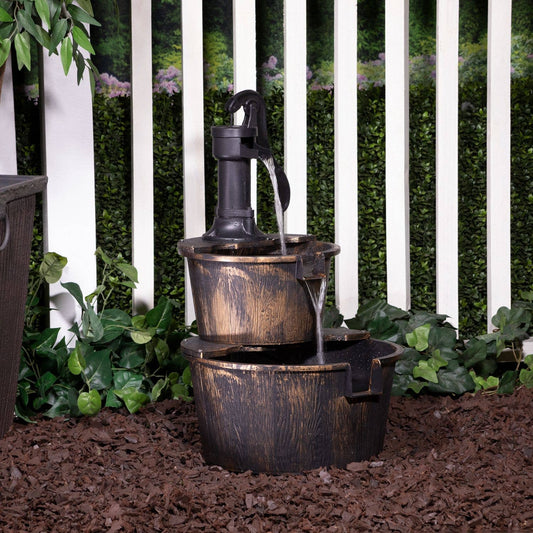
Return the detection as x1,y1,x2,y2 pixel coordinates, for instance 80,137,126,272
183,336,403,473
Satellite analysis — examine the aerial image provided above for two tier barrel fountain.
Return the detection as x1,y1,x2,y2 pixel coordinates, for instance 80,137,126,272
179,90,403,473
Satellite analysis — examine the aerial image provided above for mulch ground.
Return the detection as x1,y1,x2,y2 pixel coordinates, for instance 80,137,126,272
1,387,532,532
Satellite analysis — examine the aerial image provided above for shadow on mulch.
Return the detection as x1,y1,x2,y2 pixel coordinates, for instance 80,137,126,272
1,388,532,532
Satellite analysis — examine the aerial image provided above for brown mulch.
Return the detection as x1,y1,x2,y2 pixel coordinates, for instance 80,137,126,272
1,388,532,532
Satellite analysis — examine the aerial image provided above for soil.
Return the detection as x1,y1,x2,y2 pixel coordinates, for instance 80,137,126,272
1,388,532,532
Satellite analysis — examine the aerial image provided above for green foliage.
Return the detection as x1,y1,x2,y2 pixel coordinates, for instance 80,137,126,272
17,251,193,421
346,297,532,397
0,0,99,89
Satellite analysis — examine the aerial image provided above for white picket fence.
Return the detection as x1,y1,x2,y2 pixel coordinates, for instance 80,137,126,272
0,0,513,335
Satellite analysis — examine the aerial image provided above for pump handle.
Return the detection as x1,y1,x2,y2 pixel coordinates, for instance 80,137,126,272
226,90,290,212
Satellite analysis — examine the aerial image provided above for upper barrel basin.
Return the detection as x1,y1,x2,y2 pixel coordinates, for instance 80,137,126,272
178,234,340,345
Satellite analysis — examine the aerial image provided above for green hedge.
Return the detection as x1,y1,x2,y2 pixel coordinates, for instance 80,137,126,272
16,80,532,335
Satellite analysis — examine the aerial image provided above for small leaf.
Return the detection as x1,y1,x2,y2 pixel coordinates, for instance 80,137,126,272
113,370,143,391
406,323,431,352
71,25,95,54
413,360,438,383
0,38,10,67
67,4,101,26
77,389,101,416
0,7,13,22
49,17,68,51
131,329,154,344
68,344,86,375
60,36,72,75
83,349,112,390
151,378,168,402
35,0,51,28
498,370,518,394
76,0,94,17
39,252,68,283
407,381,426,394
182,365,192,386
16,9,43,44
61,281,86,310
171,383,192,401
116,262,139,283
114,388,149,413
14,31,31,71
519,368,533,388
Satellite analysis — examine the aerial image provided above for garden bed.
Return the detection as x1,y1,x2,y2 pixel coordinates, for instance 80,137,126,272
1,388,532,532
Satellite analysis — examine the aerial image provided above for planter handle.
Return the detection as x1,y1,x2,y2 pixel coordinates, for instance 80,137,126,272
345,358,383,399
0,203,10,251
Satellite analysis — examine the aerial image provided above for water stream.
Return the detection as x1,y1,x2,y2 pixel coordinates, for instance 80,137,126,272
261,156,287,256
302,275,328,364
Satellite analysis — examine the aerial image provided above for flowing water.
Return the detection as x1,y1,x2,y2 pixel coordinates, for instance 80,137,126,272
260,156,287,256
302,275,328,364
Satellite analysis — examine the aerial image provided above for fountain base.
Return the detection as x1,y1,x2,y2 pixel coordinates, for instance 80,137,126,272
181,331,402,473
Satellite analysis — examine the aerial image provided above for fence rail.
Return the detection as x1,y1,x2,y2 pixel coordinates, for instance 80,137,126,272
0,0,515,335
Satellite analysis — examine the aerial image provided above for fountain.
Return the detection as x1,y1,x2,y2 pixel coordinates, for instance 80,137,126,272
178,90,403,473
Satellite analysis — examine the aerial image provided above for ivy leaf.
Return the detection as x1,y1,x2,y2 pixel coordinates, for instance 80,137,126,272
145,297,173,333
118,343,145,369
61,281,86,310
413,360,438,383
83,349,112,390
68,344,86,375
171,383,192,401
77,389,101,416
60,36,72,75
40,252,67,283
407,381,426,394
498,370,518,394
462,338,488,368
406,323,431,352
519,368,533,388
114,387,149,413
99,308,130,343
0,7,13,22
116,262,138,284
151,378,168,403
113,370,144,391
14,31,31,71
71,25,95,54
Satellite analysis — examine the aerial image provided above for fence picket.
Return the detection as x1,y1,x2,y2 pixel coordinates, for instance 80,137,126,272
385,0,410,311
232,0,257,213
486,0,512,330
131,0,155,312
436,0,459,328
41,52,96,337
283,0,307,235
334,0,359,318
181,0,206,324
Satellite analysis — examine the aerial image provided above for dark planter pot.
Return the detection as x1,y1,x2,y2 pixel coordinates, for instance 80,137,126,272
182,335,403,473
0,175,47,438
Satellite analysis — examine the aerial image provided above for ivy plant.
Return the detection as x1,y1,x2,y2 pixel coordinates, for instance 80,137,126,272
345,297,532,396
17,249,193,422
0,0,99,90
